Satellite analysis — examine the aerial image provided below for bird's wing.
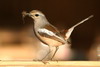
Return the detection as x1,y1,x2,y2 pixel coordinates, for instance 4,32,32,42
37,24,65,44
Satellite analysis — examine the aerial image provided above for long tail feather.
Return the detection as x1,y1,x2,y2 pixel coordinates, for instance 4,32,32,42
65,15,94,40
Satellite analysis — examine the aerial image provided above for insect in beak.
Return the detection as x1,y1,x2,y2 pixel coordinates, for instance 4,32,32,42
22,11,33,24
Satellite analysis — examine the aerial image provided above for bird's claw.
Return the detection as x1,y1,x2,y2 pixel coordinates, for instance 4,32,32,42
42,61,49,64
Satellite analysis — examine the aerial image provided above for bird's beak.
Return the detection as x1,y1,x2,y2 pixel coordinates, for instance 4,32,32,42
22,12,29,17
27,13,33,17
22,11,33,17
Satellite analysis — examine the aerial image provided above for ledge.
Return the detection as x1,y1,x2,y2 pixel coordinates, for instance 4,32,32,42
0,61,100,67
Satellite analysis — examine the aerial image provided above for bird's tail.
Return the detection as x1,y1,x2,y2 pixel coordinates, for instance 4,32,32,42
65,15,94,40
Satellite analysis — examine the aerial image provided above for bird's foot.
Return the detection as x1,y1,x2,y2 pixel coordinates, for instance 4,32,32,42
55,60,59,63
32,59,49,64
42,61,49,64
33,60,38,61
49,59,59,63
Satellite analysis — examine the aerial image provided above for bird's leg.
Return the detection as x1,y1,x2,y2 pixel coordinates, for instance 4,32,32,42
40,46,52,64
51,47,59,60
41,46,51,61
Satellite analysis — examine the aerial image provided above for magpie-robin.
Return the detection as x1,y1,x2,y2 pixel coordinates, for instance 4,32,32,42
22,10,93,60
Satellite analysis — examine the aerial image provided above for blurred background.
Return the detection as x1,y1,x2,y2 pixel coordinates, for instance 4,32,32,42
0,0,100,61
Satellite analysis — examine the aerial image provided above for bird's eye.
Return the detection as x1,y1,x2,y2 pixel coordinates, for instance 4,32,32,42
35,14,39,17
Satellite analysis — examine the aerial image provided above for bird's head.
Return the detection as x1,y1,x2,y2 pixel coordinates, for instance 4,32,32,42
22,10,45,20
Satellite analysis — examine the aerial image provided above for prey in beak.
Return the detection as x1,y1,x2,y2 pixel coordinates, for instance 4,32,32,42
22,11,32,23
22,11,29,17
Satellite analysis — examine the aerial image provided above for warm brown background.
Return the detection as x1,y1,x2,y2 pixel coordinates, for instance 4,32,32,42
0,0,99,60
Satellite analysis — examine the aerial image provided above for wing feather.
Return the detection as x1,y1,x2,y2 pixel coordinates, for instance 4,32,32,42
38,25,65,44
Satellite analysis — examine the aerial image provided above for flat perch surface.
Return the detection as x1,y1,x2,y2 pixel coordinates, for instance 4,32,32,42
0,61,100,67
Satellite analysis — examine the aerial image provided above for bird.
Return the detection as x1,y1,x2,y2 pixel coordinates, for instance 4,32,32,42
22,10,93,60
